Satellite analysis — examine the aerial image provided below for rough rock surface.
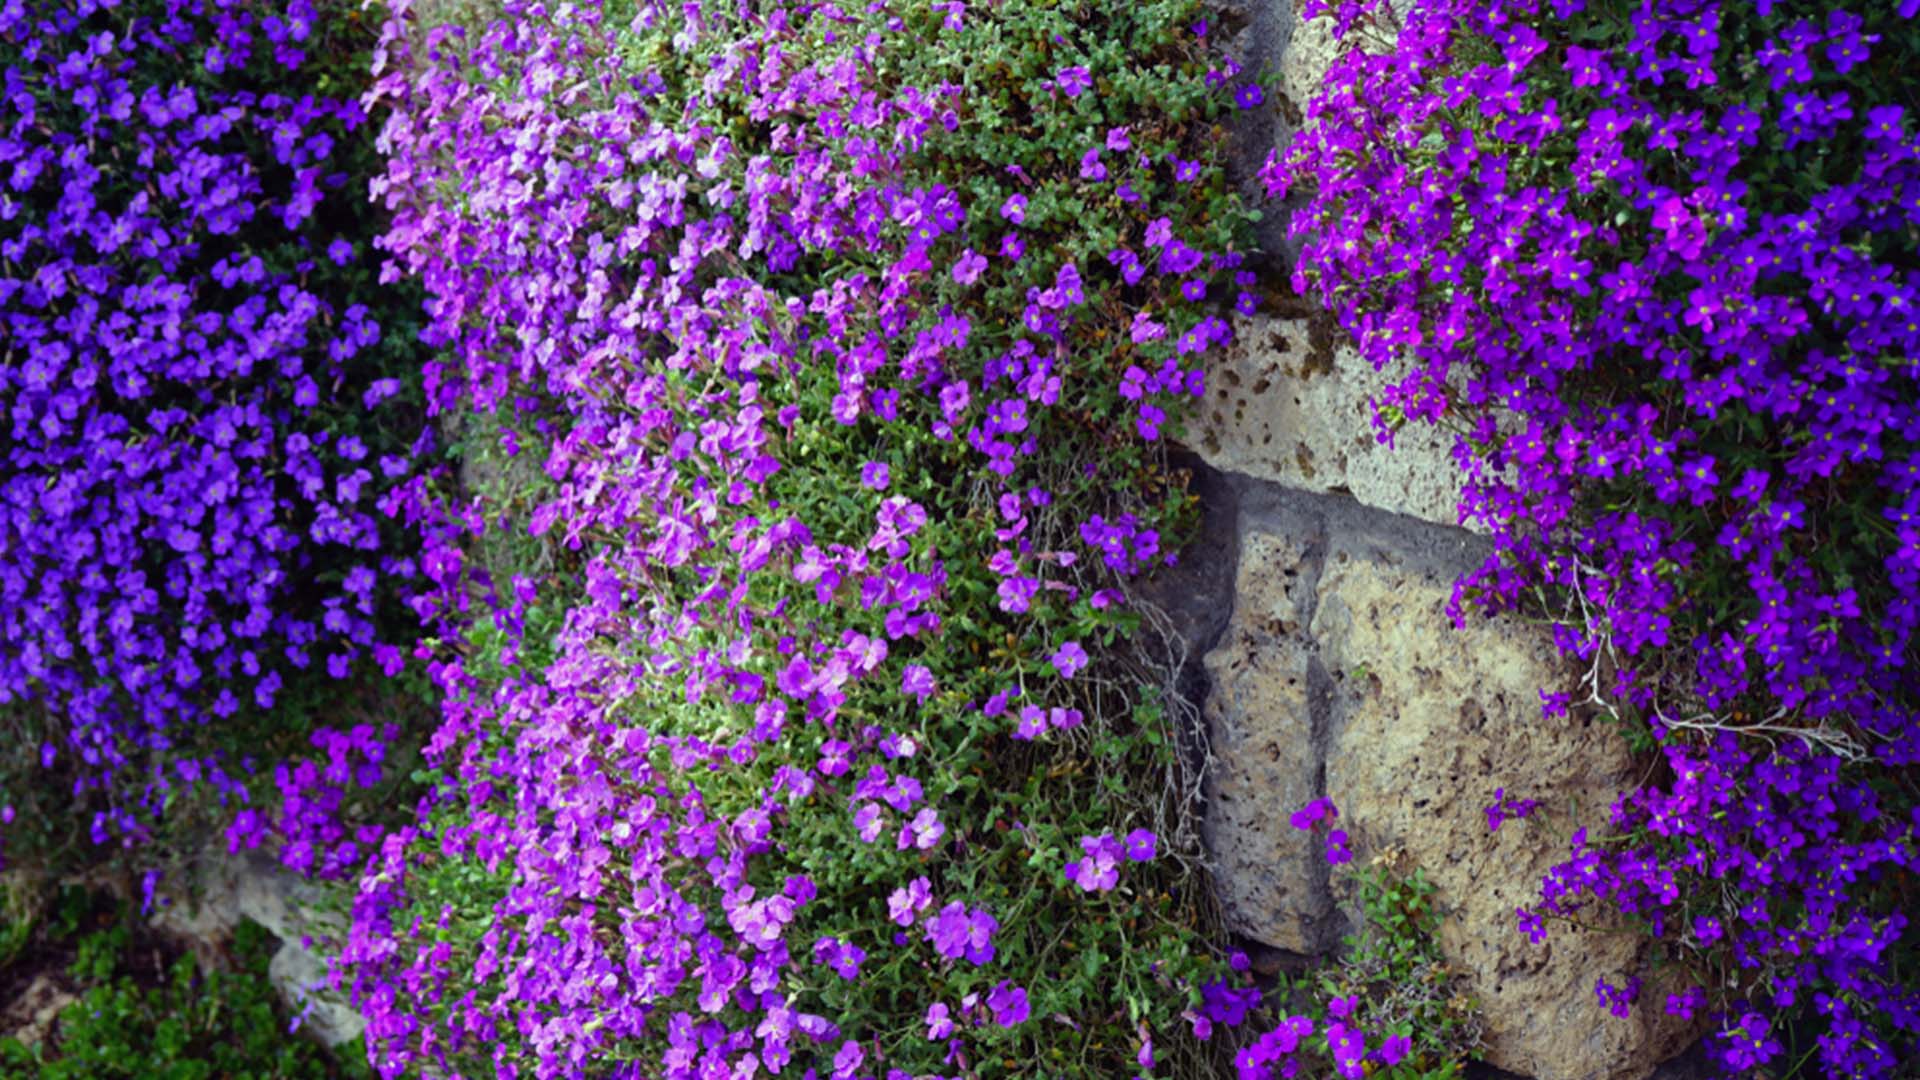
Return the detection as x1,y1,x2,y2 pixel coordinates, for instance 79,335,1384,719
1189,314,1474,529
1315,535,1694,1080
0,973,77,1047
152,850,365,1046
1194,476,1696,1080
1201,525,1338,954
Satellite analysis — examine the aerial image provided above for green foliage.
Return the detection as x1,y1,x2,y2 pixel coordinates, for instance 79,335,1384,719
1318,857,1482,1077
0,892,365,1080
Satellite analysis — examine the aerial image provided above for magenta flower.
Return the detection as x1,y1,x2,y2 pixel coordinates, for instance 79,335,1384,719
1051,640,1088,677
1055,66,1092,97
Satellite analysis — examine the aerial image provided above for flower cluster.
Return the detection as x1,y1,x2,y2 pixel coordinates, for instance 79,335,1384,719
0,0,425,869
1062,828,1156,892
1278,0,1920,1071
329,0,1264,1075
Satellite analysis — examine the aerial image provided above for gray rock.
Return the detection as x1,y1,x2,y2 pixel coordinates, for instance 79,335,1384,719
1190,314,1478,530
1198,485,1698,1080
269,937,367,1047
151,849,364,1048
1201,524,1342,954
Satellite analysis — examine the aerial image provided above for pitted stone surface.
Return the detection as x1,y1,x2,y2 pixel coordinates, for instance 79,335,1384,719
1198,481,1696,1080
1200,526,1340,954
1191,314,1475,529
1313,540,1694,1080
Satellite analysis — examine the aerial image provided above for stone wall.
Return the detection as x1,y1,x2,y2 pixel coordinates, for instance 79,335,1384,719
1164,428,1700,1079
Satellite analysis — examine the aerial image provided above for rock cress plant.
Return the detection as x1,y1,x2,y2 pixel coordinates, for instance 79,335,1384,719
0,0,429,877
1274,0,1920,1073
337,0,1285,1075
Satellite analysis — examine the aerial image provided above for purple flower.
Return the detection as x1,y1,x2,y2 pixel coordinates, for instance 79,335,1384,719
1289,797,1337,831
987,981,1030,1027
902,664,936,702
1065,833,1125,891
926,901,997,965
1051,640,1088,678
897,807,945,850
1056,66,1092,97
951,248,988,284
1484,787,1539,832
925,1002,953,1039
1000,194,1028,224
889,876,933,925
1124,828,1157,862
861,460,892,489
1235,84,1265,110
1324,829,1352,865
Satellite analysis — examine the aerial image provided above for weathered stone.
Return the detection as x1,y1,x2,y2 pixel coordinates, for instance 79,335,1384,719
1275,0,1343,112
1200,492,1696,1080
1189,314,1474,529
1314,537,1695,1080
151,849,364,1047
1,973,77,1046
270,937,367,1047
1200,524,1342,954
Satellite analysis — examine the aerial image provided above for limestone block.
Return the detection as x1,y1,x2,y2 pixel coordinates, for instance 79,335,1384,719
1190,314,1473,530
1312,541,1697,1080
1200,528,1340,954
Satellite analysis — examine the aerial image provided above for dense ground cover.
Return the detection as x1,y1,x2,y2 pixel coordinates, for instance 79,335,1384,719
0,0,432,881
330,0,1448,1075
5,0,1919,1076
1275,0,1920,1073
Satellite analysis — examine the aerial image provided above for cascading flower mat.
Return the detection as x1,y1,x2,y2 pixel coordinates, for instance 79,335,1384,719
1273,0,1920,1073
0,0,428,874
335,0,1304,1075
